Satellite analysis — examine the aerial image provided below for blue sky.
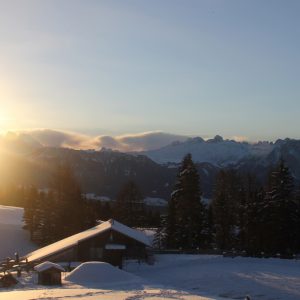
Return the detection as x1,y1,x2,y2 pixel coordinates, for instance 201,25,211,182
0,0,299,141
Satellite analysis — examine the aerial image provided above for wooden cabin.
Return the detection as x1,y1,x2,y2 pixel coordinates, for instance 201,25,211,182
34,261,65,285
25,219,151,269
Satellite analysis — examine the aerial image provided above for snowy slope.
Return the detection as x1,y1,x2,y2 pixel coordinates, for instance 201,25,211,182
0,205,37,259
127,254,300,300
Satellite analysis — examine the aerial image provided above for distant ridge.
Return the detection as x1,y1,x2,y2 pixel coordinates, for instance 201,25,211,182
140,135,275,166
0,133,300,199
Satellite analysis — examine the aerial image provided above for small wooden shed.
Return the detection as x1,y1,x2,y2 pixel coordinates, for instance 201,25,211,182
34,261,65,285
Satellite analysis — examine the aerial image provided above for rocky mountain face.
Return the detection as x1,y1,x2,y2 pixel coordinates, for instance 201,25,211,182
235,138,300,184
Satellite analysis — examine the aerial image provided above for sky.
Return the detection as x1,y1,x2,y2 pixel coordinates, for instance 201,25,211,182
0,0,300,143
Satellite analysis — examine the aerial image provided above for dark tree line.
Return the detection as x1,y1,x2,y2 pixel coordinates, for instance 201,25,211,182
23,164,100,245
23,164,160,246
22,153,300,255
113,180,160,228
156,154,300,257
0,184,26,207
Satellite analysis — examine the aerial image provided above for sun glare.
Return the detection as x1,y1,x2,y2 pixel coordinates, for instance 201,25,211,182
0,112,14,133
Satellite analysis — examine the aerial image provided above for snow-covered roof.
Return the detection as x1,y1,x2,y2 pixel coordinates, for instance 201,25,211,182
25,219,151,262
34,261,65,272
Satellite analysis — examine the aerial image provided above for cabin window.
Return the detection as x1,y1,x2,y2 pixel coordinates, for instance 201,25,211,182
89,247,103,259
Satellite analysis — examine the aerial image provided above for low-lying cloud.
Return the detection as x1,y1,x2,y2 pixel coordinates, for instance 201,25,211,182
97,132,188,151
2,129,253,152
3,129,188,152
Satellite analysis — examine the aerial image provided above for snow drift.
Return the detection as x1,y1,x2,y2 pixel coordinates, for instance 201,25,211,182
65,262,141,286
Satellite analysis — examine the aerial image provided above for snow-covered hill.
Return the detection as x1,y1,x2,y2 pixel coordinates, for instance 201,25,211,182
141,136,274,166
0,205,37,259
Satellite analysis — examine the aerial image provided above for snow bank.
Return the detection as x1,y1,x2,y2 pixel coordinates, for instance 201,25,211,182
65,262,141,286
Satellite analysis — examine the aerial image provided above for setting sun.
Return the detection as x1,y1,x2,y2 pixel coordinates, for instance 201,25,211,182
0,109,15,133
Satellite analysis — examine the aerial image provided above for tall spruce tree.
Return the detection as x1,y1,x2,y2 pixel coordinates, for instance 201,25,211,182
23,185,40,241
166,153,206,249
261,160,297,254
113,181,145,227
211,169,240,250
294,184,300,250
49,163,88,240
153,215,167,249
242,175,265,255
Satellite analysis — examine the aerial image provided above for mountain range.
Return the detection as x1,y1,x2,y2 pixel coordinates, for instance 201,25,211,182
0,133,299,201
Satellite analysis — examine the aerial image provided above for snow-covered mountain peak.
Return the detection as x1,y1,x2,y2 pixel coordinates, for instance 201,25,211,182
207,135,224,143
140,137,276,166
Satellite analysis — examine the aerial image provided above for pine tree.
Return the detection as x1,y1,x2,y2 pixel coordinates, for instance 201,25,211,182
47,163,89,241
202,202,214,249
38,190,58,245
165,193,177,248
294,184,300,251
166,153,206,249
262,160,297,255
211,169,240,250
113,181,145,227
153,215,167,249
242,175,265,255
23,186,40,241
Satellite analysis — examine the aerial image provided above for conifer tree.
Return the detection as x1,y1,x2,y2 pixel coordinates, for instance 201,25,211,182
262,160,297,254
165,193,177,248
153,215,167,249
294,184,300,250
211,169,240,250
166,153,206,249
242,175,264,255
50,163,87,240
23,186,40,241
38,190,58,245
113,181,145,227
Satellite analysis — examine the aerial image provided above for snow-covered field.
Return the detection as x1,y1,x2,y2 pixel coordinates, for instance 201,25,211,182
0,260,212,300
127,255,300,300
1,206,300,299
0,205,37,259
0,286,211,300
1,255,300,299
